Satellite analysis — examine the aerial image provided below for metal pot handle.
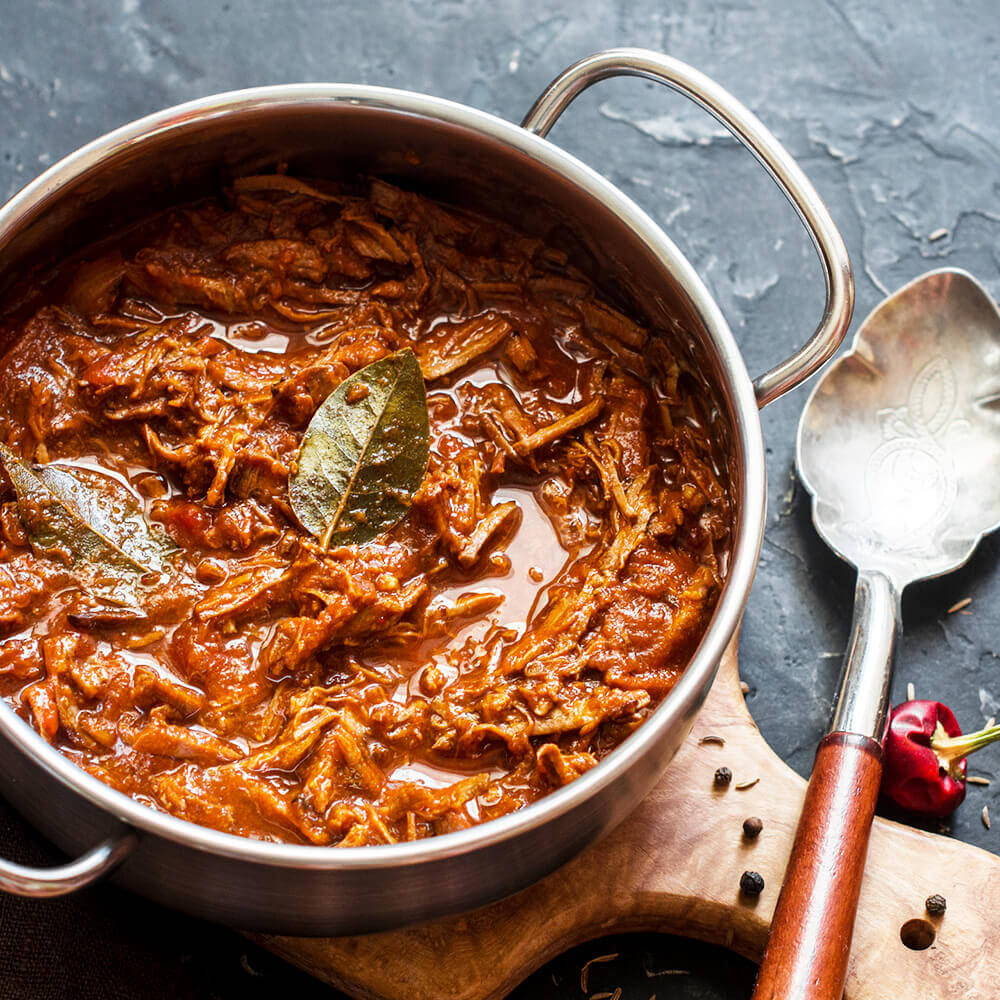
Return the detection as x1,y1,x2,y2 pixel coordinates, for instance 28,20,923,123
522,48,854,408
0,827,136,897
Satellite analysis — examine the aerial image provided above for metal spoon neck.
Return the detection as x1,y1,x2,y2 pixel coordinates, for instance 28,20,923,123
829,568,902,742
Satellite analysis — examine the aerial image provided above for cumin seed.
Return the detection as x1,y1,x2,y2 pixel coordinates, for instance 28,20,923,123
983,805,992,830
580,954,618,993
699,735,725,746
947,597,972,614
736,777,760,791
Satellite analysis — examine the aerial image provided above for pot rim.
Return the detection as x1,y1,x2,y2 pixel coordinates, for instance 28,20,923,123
0,82,765,870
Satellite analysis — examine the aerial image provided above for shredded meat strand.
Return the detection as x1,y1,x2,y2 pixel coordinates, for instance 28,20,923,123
0,176,730,846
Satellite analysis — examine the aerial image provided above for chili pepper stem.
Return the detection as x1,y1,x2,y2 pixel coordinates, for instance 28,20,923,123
931,720,1000,770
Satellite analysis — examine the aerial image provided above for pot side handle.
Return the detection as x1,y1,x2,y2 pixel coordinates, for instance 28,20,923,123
0,826,137,897
521,48,854,408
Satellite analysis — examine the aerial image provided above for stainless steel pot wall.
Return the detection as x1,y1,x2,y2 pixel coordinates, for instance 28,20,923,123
0,49,852,934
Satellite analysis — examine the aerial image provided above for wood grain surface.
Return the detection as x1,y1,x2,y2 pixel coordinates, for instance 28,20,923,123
262,639,1000,1000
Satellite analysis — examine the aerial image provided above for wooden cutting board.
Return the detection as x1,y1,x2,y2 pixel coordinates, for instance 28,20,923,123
261,638,1000,1000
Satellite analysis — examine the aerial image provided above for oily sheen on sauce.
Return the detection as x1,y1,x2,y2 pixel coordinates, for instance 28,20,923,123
0,176,730,846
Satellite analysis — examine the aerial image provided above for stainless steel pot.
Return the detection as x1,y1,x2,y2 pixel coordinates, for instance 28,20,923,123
0,48,852,935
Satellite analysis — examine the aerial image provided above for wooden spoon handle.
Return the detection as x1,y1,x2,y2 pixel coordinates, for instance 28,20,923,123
752,732,883,1000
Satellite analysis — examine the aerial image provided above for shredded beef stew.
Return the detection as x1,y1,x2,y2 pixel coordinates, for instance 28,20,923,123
0,176,731,846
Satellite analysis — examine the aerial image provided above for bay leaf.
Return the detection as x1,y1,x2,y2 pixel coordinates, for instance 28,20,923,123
289,348,430,547
36,464,177,573
0,445,176,605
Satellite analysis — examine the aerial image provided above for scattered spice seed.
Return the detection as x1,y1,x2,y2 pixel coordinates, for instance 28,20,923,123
742,816,763,839
929,227,949,241
740,870,765,896
580,954,618,993
590,991,622,1000
714,766,733,787
983,805,992,829
947,597,972,614
736,777,760,791
699,735,725,746
239,953,262,977
925,894,947,916
906,682,916,702
644,967,689,978
967,775,992,786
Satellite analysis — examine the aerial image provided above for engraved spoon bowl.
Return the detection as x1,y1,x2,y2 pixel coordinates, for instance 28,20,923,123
799,267,1000,597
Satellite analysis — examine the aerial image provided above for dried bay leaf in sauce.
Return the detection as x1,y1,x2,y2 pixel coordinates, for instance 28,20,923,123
290,349,430,547
0,444,176,607
36,465,177,573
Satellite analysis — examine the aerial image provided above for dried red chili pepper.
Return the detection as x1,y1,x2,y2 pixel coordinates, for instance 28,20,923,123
882,700,1000,817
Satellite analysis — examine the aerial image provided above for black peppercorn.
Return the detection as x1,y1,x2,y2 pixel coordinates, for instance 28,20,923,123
925,893,947,916
742,816,763,839
740,870,765,896
714,766,733,787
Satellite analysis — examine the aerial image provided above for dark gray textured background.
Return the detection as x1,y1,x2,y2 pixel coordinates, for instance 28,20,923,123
0,1,998,997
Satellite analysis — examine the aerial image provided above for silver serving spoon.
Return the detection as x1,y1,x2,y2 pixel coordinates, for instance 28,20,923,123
753,268,1000,1000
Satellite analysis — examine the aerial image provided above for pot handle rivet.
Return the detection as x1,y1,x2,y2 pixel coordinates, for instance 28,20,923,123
0,825,137,897
522,48,854,408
